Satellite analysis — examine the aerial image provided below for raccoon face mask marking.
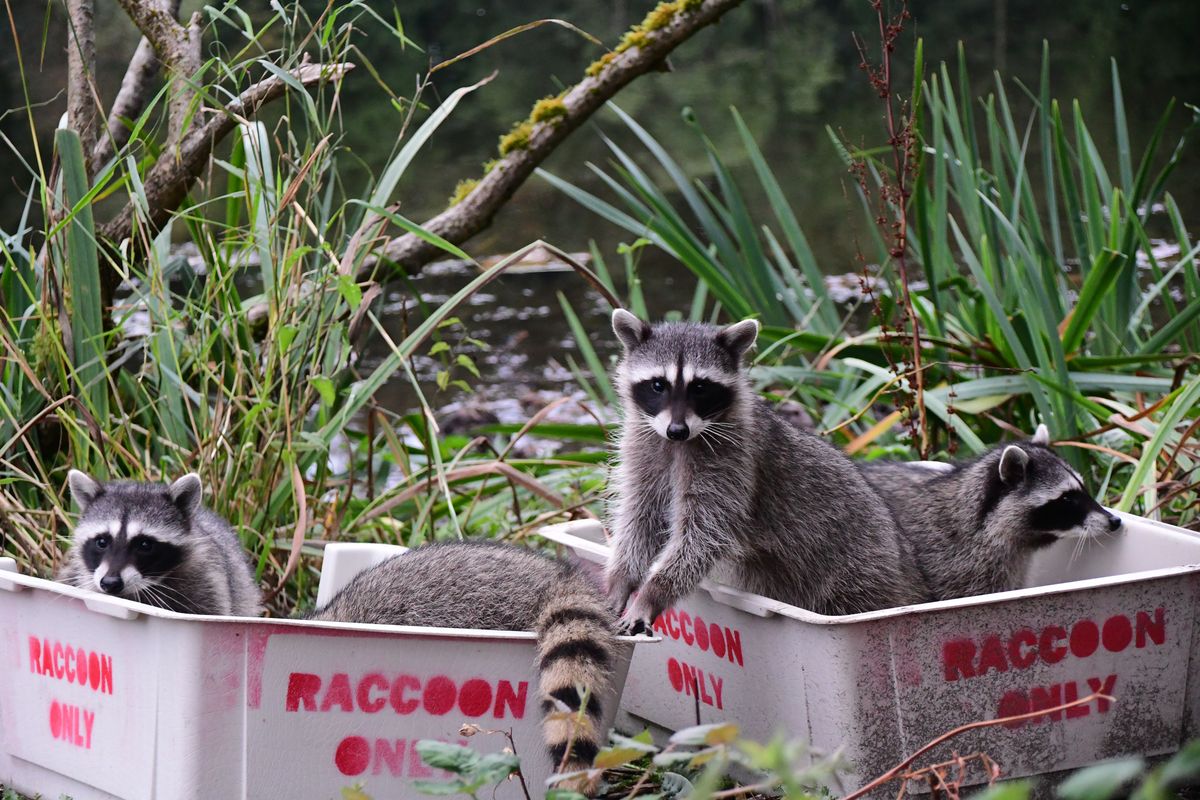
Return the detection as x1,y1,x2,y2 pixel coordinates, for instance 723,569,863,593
991,445,1122,547
613,311,754,443
69,470,191,601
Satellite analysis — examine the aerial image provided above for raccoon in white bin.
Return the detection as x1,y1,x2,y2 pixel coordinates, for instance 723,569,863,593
858,424,1123,600
57,470,262,616
309,541,618,795
604,310,929,631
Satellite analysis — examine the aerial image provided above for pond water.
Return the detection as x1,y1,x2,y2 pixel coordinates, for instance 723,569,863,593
4,0,1199,424
352,0,1200,422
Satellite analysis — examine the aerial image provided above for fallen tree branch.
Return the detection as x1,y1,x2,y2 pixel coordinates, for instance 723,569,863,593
65,0,99,175
362,0,748,280
99,61,354,246
93,0,183,167
114,0,201,144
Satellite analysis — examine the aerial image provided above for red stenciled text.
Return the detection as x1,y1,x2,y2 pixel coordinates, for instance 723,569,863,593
941,608,1165,682
653,609,744,667
996,674,1118,729
939,608,1165,729
48,700,95,749
284,672,528,720
28,636,114,695
333,736,467,778
666,657,725,710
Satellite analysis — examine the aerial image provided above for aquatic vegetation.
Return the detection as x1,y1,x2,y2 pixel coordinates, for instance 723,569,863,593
543,47,1200,530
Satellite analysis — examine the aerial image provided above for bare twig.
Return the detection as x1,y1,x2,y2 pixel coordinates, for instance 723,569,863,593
93,0,183,167
114,0,201,144
842,691,1114,800
359,460,574,524
850,0,929,456
360,0,748,280
99,61,354,246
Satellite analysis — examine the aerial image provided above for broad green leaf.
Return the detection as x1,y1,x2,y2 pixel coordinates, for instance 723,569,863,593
1056,757,1144,800
415,740,480,773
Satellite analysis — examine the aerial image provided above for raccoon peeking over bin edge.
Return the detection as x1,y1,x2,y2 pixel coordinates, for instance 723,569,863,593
309,541,618,796
604,309,930,631
858,424,1123,601
57,470,263,616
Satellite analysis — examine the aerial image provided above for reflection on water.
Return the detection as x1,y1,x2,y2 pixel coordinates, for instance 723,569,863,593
367,254,694,422
5,1,1199,423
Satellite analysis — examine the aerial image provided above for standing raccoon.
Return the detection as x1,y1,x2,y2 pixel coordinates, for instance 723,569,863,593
309,541,617,794
57,470,262,616
605,310,928,629
858,425,1123,600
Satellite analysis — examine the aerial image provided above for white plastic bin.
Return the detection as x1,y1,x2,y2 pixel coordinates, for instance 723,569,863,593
0,543,645,799
540,513,1200,792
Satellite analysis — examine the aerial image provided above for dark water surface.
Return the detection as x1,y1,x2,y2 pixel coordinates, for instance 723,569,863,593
4,1,1198,418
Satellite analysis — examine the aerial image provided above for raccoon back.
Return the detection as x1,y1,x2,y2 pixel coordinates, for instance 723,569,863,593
310,541,616,792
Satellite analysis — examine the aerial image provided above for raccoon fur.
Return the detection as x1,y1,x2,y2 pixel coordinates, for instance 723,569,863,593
858,425,1123,600
57,470,262,616
605,310,929,629
309,541,618,794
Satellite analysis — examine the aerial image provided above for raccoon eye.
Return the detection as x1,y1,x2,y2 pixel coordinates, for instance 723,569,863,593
94,534,111,550
650,378,667,393
690,379,708,394
135,537,154,552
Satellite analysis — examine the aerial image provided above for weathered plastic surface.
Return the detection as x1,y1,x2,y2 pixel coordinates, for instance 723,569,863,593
540,513,1200,793
0,543,643,799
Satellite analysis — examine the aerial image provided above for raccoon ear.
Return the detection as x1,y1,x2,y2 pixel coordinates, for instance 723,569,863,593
169,473,204,515
998,445,1030,485
68,469,103,510
716,318,759,359
1031,423,1051,446
612,309,651,351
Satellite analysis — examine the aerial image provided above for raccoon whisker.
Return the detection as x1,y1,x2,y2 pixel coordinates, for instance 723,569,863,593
140,580,192,611
698,426,739,448
1071,530,1092,564
58,471,262,617
698,431,733,449
133,583,167,609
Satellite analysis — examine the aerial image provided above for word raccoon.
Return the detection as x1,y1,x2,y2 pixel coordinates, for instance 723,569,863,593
858,425,1123,600
58,470,262,616
605,310,928,629
309,541,618,794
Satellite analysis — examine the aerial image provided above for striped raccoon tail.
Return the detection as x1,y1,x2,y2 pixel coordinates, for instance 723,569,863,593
535,578,619,796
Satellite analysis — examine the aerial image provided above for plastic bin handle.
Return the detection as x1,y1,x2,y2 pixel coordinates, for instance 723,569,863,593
702,582,778,618
0,557,22,592
84,596,142,620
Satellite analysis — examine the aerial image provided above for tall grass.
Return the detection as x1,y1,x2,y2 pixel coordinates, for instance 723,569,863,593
543,45,1200,529
0,1,611,612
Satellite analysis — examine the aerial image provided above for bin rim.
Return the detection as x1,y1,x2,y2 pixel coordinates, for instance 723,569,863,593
536,511,1200,627
0,559,652,644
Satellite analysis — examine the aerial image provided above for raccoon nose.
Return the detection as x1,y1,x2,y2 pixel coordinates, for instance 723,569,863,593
99,575,124,594
1107,513,1122,532
666,422,689,441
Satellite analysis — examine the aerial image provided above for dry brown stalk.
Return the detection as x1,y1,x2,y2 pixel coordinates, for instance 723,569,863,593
842,690,1115,800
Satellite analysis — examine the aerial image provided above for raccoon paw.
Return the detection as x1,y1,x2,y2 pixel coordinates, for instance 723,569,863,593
604,574,638,616
618,593,660,635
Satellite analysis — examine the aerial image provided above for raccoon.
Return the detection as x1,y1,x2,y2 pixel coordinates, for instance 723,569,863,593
605,310,929,630
309,541,617,794
57,470,262,616
857,425,1123,600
